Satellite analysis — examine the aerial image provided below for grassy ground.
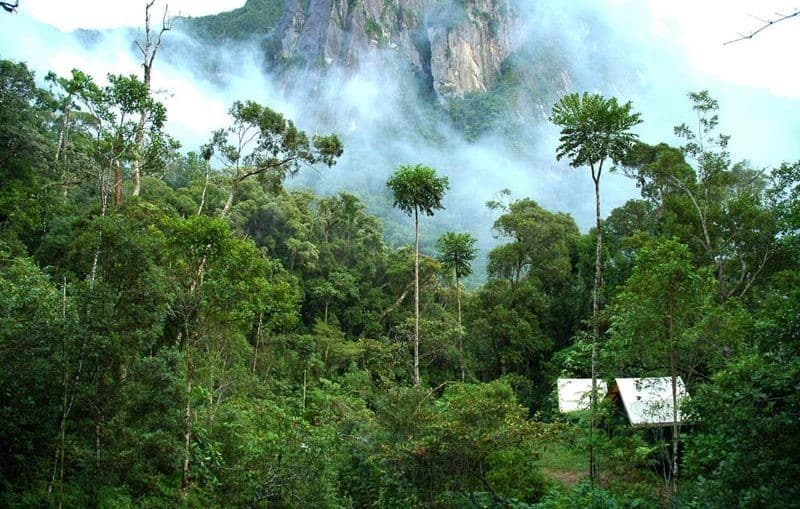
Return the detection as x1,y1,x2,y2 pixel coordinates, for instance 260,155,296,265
537,424,589,486
539,442,589,485
536,422,664,506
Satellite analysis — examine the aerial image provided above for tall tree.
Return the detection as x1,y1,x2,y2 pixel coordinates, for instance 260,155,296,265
436,232,477,381
550,92,641,485
131,0,172,196
623,93,777,300
208,100,342,218
45,68,107,205
610,238,715,496
386,164,449,386
487,198,577,289
106,75,140,207
486,197,582,354
674,91,775,299
0,60,55,252
684,163,800,506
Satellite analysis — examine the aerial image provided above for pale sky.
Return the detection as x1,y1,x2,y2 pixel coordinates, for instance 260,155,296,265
641,0,800,98
19,0,247,30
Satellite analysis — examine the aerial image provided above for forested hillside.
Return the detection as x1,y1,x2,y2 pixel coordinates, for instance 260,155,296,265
2,1,800,508
2,53,799,507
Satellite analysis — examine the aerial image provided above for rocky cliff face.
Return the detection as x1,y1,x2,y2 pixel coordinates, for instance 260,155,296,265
426,0,515,98
268,0,518,100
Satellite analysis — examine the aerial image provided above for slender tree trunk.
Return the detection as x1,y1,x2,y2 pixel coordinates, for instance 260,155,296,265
55,103,72,163
56,104,73,197
251,313,263,375
57,406,66,509
89,166,110,289
669,297,680,497
133,0,170,196
48,278,69,507
220,189,234,219
182,331,193,497
197,166,210,216
413,208,420,386
302,370,308,410
131,111,147,196
456,272,465,382
716,261,726,301
379,283,414,323
58,279,68,508
590,166,603,488
113,159,122,207
89,240,101,289
95,414,102,471
181,245,209,497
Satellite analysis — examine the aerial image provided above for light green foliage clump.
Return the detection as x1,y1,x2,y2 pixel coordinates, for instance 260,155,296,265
362,380,549,506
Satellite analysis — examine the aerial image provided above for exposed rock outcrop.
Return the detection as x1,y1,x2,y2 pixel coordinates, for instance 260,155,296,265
426,0,515,98
268,0,518,100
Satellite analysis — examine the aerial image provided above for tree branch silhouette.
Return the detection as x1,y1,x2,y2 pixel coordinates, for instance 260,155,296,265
1,1,19,14
725,9,800,45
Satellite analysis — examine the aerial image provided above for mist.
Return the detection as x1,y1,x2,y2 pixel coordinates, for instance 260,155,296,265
2,0,799,278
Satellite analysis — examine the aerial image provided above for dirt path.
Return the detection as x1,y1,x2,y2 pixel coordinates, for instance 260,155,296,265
542,468,588,486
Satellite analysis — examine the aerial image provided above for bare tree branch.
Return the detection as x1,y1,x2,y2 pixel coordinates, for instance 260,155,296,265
725,9,800,45
132,1,175,196
0,1,18,13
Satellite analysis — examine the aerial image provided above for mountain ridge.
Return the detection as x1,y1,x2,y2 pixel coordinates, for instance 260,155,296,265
183,0,520,101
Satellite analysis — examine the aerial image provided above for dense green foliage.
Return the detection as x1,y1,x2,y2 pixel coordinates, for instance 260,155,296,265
1,55,798,509
181,0,287,42
551,93,642,173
